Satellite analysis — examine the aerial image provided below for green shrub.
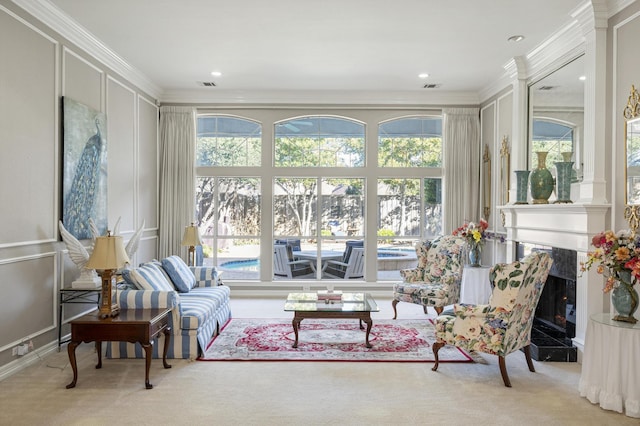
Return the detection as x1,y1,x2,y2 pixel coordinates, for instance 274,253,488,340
377,228,395,243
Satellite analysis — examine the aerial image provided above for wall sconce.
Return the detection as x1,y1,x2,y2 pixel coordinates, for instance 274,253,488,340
85,231,129,318
181,223,201,267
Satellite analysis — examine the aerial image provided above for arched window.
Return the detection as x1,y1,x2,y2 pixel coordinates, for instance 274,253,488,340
197,115,261,167
195,111,443,283
274,116,365,167
378,116,442,167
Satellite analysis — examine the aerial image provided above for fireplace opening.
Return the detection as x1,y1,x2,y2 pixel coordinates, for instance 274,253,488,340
516,243,578,362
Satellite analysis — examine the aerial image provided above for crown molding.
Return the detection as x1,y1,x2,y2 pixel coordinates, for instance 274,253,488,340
158,89,480,106
12,0,161,99
607,0,638,17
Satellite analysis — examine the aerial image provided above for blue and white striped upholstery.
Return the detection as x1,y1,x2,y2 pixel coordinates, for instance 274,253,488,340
128,263,175,291
106,263,231,360
162,255,196,292
190,266,220,287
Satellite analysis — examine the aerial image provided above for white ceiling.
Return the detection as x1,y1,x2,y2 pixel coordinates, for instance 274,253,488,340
46,0,588,102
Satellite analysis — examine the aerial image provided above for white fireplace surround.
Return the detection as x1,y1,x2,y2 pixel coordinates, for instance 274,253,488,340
500,203,610,359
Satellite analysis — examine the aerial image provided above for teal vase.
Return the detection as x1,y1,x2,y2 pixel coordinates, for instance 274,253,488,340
554,161,574,204
514,170,530,204
529,151,554,204
612,282,639,324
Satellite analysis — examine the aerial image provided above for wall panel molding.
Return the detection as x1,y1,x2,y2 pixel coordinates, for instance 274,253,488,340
0,4,58,248
12,0,160,98
0,252,57,352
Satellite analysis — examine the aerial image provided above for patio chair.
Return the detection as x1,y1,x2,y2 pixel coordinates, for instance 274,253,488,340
431,251,553,387
323,247,364,279
392,234,466,317
273,244,315,278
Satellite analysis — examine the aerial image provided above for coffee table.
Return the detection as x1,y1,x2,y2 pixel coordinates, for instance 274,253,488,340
284,292,379,348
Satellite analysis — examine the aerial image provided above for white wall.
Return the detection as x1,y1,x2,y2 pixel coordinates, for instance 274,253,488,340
0,0,159,375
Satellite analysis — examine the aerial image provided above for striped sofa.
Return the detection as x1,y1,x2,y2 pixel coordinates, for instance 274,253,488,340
106,256,231,360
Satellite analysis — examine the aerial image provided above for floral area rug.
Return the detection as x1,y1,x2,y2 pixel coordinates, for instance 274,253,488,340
199,318,473,362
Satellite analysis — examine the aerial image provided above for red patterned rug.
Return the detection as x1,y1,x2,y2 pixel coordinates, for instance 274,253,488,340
199,318,473,362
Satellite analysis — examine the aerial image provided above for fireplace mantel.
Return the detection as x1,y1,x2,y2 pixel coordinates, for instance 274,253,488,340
499,203,610,359
500,204,610,254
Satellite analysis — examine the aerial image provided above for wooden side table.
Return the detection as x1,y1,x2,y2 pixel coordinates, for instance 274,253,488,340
66,308,172,390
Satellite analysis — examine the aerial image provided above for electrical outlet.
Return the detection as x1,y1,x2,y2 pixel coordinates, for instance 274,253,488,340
17,345,26,356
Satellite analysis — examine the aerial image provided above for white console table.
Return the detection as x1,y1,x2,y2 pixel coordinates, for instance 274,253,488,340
579,313,640,418
460,265,492,305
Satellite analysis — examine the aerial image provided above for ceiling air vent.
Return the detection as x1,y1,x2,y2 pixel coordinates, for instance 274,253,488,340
423,83,441,89
198,81,217,87
538,85,556,91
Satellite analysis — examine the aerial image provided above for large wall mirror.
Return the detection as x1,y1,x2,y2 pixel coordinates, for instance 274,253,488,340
624,85,640,233
528,55,584,178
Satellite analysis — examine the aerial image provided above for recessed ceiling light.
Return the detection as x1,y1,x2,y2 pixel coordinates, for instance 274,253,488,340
418,73,430,79
507,35,525,42
579,75,586,81
210,71,222,77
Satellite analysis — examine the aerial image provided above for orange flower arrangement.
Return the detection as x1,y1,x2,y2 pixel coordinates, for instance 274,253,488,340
580,230,639,292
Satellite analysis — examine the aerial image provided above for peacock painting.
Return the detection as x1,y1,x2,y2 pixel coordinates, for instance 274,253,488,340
62,97,108,240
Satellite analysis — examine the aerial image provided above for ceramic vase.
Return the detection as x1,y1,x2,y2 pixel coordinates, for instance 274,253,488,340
529,151,554,204
554,161,574,204
514,170,530,204
612,282,639,324
468,242,482,267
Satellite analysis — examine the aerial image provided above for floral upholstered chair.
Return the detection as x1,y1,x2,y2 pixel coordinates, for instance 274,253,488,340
431,251,553,387
392,234,466,318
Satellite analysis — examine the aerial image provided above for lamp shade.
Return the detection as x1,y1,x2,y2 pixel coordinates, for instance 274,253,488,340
85,234,130,270
181,224,202,247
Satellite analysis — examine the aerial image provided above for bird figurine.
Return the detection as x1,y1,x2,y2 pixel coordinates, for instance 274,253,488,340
59,220,101,289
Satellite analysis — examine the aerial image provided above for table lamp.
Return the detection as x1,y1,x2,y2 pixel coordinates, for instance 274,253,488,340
181,223,201,266
85,231,130,318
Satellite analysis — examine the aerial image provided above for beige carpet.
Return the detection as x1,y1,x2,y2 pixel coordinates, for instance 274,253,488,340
0,297,635,425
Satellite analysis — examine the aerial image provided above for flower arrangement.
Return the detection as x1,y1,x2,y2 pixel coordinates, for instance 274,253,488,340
580,229,640,292
453,219,489,247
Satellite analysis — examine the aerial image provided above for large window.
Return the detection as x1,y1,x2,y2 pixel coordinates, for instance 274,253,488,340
196,112,443,283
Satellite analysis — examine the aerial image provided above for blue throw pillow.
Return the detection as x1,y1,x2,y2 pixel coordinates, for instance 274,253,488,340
162,255,196,293
128,263,174,291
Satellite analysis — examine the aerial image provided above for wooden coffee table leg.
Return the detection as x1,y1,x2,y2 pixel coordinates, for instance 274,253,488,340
363,316,373,348
292,315,302,348
66,341,79,389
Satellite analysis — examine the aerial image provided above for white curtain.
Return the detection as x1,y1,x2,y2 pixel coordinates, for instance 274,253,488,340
442,107,481,234
158,106,196,259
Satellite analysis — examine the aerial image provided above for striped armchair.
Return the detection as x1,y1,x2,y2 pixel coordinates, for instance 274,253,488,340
106,260,231,360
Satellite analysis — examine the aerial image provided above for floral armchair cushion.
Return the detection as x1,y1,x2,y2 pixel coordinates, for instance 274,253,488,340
394,234,466,312
434,251,553,357
399,235,465,283
399,240,432,282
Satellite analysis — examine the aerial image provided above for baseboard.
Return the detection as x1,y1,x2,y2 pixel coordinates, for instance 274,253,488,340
0,341,59,382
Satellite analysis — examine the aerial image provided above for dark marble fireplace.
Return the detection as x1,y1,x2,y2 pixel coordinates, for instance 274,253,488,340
516,243,578,362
